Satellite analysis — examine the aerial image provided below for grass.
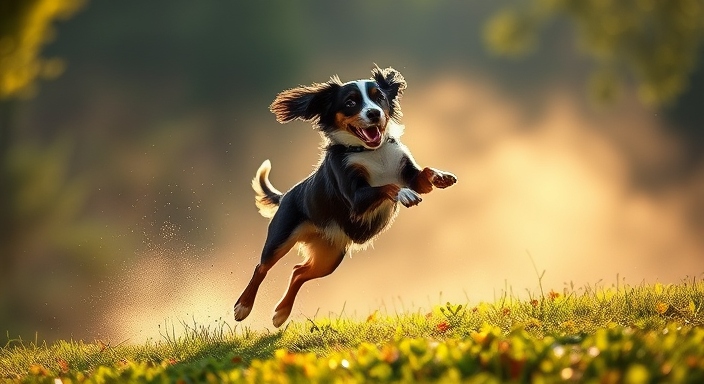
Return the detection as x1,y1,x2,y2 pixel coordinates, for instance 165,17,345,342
2,278,704,382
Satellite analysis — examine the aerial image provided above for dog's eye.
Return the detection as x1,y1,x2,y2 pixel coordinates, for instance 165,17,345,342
345,99,357,108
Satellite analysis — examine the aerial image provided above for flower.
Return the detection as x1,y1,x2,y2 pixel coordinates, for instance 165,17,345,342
655,302,669,315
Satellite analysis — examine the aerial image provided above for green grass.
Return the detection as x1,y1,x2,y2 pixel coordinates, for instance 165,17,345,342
2,279,704,383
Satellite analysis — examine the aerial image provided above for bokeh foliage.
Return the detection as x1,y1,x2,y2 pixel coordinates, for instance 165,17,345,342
0,0,85,99
484,0,704,105
0,0,90,338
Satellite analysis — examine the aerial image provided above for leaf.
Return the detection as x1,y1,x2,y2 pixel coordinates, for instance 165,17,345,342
654,282,664,295
28,364,48,376
625,364,650,384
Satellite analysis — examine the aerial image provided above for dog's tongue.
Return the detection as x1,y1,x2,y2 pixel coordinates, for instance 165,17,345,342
360,126,381,145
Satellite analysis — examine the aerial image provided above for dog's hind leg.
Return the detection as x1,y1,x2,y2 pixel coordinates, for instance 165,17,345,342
234,202,306,322
272,235,347,327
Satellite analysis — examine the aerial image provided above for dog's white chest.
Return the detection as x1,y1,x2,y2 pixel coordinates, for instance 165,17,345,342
346,141,410,187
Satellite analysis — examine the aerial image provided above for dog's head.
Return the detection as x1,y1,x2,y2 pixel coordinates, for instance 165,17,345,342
270,65,407,149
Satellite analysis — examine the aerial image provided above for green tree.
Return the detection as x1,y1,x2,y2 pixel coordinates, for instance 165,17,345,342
0,0,84,99
1,0,88,337
484,0,704,106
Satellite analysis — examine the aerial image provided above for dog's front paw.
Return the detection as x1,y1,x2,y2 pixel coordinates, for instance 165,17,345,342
431,170,457,189
397,187,422,207
381,184,401,201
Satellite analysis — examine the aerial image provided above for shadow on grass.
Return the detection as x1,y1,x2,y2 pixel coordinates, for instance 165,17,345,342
161,329,284,378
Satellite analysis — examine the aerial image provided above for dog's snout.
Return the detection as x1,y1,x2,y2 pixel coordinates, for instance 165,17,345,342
365,109,381,122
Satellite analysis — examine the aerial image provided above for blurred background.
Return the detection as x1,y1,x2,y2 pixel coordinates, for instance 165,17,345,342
2,0,703,343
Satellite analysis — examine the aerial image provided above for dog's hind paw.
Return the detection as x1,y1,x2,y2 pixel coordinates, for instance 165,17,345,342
272,307,291,328
234,302,252,322
397,187,422,207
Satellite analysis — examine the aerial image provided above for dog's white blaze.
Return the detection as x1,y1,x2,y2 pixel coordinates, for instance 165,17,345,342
354,80,384,124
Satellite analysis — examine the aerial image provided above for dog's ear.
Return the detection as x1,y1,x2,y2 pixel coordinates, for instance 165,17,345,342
270,77,342,124
371,65,407,121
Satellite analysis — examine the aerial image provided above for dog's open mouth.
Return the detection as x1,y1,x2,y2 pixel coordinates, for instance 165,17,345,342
350,125,383,148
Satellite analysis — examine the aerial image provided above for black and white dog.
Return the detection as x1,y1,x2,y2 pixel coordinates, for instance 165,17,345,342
234,66,457,327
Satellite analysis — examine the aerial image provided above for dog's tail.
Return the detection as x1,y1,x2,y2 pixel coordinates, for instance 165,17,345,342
252,159,283,218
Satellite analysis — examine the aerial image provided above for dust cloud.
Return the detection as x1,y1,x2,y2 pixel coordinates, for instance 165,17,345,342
104,73,704,342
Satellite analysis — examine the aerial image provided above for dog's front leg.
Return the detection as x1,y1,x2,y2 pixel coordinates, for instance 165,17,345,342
425,167,457,189
402,158,457,194
396,187,422,207
351,184,422,214
349,184,398,216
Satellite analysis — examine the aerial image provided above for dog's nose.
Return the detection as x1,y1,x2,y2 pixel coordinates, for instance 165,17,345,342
365,109,381,122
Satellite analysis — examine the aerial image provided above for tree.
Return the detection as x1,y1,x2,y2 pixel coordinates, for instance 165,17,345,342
0,0,87,337
484,0,704,106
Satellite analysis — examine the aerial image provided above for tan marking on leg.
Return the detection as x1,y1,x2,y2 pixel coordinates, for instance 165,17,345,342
234,223,317,322
412,167,435,194
272,234,346,327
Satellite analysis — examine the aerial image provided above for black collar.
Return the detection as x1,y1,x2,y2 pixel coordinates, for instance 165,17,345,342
343,137,397,153
345,145,371,153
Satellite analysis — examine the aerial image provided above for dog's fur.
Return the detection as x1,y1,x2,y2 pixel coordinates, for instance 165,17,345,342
234,66,457,327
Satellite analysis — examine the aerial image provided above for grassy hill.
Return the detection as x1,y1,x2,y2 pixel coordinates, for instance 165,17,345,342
2,279,703,382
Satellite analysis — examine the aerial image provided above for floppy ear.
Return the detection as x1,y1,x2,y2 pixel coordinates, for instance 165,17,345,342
371,65,407,121
269,76,341,124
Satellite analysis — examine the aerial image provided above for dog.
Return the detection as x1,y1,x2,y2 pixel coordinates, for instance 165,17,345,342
233,66,457,327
